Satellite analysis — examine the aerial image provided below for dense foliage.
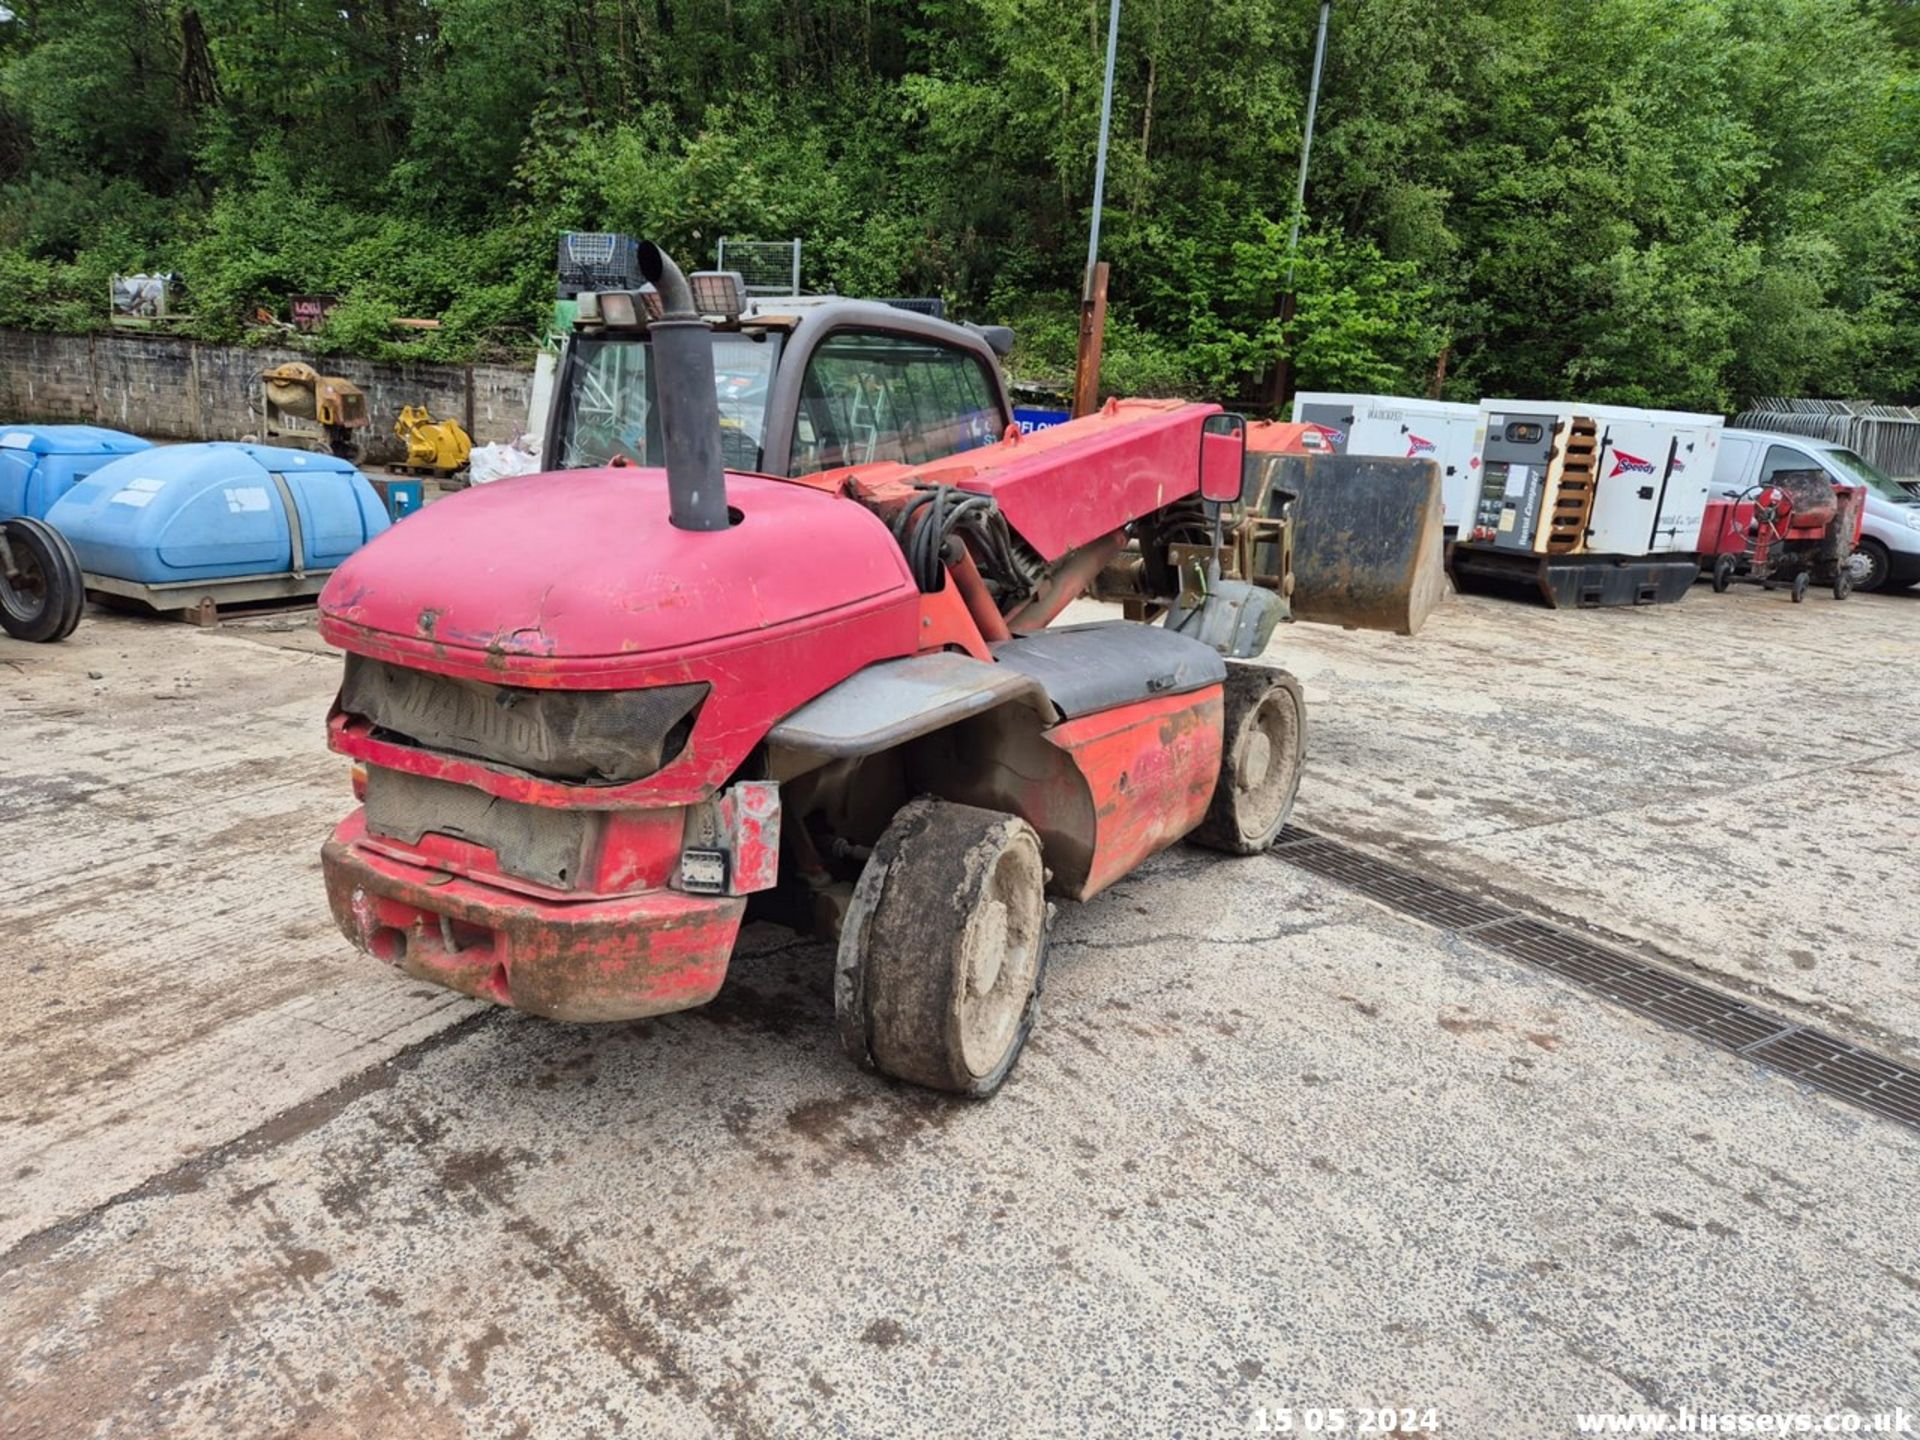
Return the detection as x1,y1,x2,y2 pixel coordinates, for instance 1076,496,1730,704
1,0,1916,409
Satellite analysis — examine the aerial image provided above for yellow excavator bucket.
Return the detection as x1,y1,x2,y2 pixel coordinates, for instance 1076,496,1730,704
394,405,473,474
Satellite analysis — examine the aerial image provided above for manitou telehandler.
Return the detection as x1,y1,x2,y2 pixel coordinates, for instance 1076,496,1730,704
317,244,1441,1096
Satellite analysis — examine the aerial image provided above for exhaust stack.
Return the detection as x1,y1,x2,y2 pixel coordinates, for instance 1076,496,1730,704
637,241,730,532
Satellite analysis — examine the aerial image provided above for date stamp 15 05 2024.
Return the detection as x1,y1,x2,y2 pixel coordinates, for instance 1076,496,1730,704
1251,1407,1442,1434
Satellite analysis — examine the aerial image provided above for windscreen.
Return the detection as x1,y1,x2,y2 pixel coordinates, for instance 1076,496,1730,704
1822,447,1918,504
550,333,781,472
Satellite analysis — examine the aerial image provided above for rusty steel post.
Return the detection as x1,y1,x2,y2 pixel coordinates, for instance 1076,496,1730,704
1072,262,1110,419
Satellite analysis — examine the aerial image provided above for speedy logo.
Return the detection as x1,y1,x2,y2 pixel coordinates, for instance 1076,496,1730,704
1609,449,1657,477
1322,427,1347,447
1405,433,1437,457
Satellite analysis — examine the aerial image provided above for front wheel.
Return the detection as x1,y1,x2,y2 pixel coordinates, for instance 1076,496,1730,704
1189,664,1307,855
1791,570,1810,603
836,798,1050,1097
1710,554,1736,593
0,517,85,644
1849,538,1891,594
1833,565,1853,601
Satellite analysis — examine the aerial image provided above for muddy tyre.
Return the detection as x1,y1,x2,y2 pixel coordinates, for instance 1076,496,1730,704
836,798,1050,1097
1849,538,1890,594
0,517,85,644
1189,663,1306,855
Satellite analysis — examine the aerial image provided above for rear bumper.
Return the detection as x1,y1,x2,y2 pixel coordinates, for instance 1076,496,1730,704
323,811,744,1022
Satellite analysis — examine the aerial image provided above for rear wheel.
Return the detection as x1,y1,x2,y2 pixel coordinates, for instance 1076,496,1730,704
1848,538,1891,594
0,518,85,643
836,798,1050,1097
1833,566,1853,601
1189,664,1307,855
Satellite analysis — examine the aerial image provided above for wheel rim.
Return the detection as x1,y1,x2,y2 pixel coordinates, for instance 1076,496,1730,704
0,545,49,624
955,839,1045,1078
1231,689,1301,841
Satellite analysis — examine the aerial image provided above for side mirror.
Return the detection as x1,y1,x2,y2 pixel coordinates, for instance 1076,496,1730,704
1199,411,1248,504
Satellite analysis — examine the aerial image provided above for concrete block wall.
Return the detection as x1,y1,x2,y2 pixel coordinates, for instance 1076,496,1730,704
0,332,100,423
0,330,535,457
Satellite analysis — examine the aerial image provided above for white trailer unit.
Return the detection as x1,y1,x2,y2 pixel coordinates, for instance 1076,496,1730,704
1451,400,1722,607
1291,393,1484,538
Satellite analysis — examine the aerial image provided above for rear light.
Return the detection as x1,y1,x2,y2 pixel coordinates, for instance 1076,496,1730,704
678,849,729,894
675,782,781,896
351,761,368,801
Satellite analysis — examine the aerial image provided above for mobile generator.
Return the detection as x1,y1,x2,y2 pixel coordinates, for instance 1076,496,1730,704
1449,401,1721,607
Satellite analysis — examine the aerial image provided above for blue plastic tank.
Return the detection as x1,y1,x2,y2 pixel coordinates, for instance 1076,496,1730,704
45,442,390,585
0,426,154,521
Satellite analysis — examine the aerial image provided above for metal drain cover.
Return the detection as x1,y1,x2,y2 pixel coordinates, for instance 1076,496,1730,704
1274,829,1920,1134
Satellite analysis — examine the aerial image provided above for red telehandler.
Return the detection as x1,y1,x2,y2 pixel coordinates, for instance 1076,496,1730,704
318,244,1439,1096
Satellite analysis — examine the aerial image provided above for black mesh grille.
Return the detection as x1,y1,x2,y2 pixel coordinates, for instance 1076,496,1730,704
340,656,705,786
363,768,595,891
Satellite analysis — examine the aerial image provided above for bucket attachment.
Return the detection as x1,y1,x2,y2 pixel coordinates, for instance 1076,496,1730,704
1248,453,1448,636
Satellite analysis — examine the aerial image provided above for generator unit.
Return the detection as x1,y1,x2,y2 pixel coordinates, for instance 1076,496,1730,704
1449,401,1721,607
1291,393,1483,541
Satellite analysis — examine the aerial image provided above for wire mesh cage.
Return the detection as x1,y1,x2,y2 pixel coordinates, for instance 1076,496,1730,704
556,232,642,298
716,238,802,297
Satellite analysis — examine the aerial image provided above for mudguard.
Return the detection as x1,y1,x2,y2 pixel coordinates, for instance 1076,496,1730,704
1248,452,1448,636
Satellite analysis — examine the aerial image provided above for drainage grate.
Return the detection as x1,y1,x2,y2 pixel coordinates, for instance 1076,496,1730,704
1274,829,1920,1134
1279,836,1511,931
1746,1030,1920,1129
1474,916,1794,1052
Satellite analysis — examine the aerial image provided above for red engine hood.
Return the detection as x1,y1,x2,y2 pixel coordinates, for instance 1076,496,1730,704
319,467,919,686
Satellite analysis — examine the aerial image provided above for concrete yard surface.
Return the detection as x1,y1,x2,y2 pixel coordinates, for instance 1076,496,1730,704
2,585,1917,1438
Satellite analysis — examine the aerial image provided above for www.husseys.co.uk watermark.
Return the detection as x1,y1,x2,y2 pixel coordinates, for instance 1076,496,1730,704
1573,1409,1913,1434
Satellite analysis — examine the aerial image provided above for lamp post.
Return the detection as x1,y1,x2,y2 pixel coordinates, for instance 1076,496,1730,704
1265,0,1332,412
1072,0,1123,418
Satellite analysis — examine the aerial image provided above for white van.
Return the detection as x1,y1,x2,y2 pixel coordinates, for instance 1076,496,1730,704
1715,429,1920,592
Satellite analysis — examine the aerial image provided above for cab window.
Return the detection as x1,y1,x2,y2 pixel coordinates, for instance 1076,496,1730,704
552,333,780,472
1758,443,1823,492
789,331,1003,476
